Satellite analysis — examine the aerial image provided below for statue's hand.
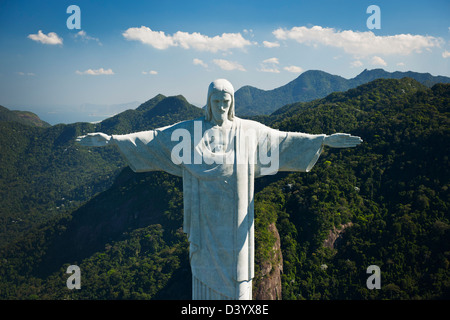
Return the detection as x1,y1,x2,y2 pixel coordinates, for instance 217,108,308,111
75,132,111,147
323,133,362,148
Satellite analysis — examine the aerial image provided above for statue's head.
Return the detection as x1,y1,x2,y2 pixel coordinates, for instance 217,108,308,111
205,79,235,122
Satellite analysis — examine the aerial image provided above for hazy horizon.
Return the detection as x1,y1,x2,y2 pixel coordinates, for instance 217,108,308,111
6,66,450,125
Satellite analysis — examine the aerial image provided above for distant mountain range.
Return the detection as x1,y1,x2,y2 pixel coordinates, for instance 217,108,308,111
234,68,450,116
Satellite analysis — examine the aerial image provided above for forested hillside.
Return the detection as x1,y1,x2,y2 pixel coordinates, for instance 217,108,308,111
0,78,448,300
259,78,450,299
0,105,51,128
0,95,203,245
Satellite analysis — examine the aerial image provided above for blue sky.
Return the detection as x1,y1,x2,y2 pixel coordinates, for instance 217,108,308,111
0,0,449,124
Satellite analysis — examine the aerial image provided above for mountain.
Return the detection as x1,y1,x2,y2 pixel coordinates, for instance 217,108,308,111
235,70,349,116
0,78,449,300
0,105,51,128
351,68,450,87
234,68,450,116
98,94,203,134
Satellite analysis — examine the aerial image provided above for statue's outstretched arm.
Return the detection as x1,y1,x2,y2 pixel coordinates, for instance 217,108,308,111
323,133,362,148
75,132,113,147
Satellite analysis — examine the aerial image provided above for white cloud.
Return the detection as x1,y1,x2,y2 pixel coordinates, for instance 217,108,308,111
259,57,280,73
142,70,158,75
123,26,252,53
371,56,387,66
123,27,174,49
443,50,450,58
75,30,102,45
173,31,251,52
273,25,442,56
75,68,114,75
17,72,36,76
259,67,280,73
243,29,254,38
28,30,63,45
283,65,304,73
193,58,208,68
351,60,363,68
262,57,279,64
397,62,406,66
213,59,246,71
263,40,280,48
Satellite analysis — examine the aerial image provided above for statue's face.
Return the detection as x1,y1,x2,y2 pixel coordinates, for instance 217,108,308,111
210,91,232,123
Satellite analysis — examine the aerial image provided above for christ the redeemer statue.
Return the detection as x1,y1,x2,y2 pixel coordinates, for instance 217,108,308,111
76,79,362,300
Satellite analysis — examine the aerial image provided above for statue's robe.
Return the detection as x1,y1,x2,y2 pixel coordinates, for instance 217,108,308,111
111,117,325,300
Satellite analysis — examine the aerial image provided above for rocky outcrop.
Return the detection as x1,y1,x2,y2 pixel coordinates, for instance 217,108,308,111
253,223,283,300
323,222,353,249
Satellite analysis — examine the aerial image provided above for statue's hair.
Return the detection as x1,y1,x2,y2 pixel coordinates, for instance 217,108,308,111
205,79,235,121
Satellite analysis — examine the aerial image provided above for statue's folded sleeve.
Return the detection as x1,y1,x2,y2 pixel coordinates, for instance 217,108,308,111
111,125,183,177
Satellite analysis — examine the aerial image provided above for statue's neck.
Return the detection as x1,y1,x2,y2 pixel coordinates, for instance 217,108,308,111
210,117,232,130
